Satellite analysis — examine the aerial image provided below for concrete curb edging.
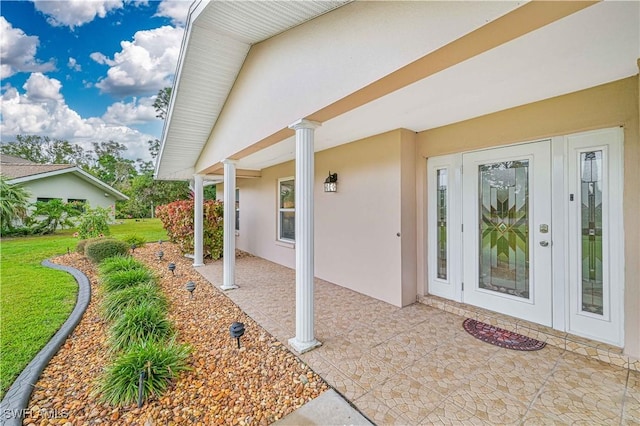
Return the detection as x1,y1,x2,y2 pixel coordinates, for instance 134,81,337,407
0,260,91,426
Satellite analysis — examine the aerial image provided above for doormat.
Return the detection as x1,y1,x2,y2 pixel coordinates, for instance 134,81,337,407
462,318,546,351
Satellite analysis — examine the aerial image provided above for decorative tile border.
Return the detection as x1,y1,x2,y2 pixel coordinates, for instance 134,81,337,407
418,295,638,372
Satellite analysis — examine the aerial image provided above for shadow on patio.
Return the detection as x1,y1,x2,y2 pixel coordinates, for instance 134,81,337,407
197,255,639,425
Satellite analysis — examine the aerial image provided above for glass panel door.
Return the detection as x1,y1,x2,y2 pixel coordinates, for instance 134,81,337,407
479,160,530,299
462,140,552,326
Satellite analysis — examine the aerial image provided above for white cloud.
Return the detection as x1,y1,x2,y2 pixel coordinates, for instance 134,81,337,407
89,52,114,66
67,57,82,72
93,25,183,96
0,17,56,78
1,73,156,161
33,0,124,29
102,96,157,125
155,0,191,26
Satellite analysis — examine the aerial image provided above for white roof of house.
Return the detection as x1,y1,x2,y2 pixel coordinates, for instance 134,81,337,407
156,0,639,181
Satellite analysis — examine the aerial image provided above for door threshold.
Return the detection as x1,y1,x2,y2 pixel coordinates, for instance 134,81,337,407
418,295,639,372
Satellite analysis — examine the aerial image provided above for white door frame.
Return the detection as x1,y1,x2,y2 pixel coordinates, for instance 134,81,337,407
426,155,462,301
426,127,624,346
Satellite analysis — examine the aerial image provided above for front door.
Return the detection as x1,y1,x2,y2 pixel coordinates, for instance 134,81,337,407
461,141,553,326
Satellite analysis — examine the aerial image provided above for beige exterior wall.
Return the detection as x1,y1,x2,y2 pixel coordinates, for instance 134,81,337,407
195,1,520,171
416,76,640,358
222,130,416,307
23,173,117,215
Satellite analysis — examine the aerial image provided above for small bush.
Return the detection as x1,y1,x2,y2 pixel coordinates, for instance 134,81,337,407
108,302,174,351
98,255,144,276
121,234,146,248
102,283,168,323
155,199,224,260
101,268,157,293
85,239,130,264
96,340,191,406
76,237,103,254
77,206,111,239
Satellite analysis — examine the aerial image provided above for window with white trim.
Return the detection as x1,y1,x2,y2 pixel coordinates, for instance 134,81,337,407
278,177,295,241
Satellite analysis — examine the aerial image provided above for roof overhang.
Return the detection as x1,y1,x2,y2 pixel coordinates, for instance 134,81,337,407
8,167,129,201
156,0,639,180
155,0,350,180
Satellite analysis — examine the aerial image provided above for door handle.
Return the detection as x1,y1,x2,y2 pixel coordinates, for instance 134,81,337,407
540,240,550,247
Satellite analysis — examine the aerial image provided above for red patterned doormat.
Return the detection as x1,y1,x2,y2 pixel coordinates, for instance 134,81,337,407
462,318,546,351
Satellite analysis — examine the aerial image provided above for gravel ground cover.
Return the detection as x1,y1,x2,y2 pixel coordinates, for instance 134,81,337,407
23,242,328,425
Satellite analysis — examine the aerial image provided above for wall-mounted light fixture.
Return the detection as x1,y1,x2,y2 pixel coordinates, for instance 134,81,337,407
324,172,338,192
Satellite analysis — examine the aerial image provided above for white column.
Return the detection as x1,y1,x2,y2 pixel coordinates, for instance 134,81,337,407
193,174,204,267
221,159,238,290
288,119,321,353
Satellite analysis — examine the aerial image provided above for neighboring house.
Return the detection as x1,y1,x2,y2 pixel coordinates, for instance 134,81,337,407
1,154,128,218
155,2,640,358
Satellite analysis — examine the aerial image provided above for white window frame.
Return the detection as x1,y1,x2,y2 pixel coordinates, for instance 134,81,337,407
278,177,295,242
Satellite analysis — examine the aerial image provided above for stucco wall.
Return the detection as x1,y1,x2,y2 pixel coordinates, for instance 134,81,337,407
195,1,519,171
23,173,116,215
416,76,640,358
222,130,413,307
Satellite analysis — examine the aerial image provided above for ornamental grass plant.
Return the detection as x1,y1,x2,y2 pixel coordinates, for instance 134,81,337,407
102,283,168,323
98,255,145,276
101,268,157,293
96,340,191,406
108,302,175,352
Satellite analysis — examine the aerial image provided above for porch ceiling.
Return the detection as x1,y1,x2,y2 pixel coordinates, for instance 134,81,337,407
156,0,639,180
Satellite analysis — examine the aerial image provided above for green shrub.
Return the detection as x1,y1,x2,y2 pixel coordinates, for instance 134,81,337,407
98,255,144,276
155,199,224,260
108,302,174,351
121,234,146,248
85,239,130,264
101,268,157,293
102,283,168,323
96,340,191,406
77,206,111,239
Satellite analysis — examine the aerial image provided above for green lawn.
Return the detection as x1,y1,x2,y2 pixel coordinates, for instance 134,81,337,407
0,219,167,398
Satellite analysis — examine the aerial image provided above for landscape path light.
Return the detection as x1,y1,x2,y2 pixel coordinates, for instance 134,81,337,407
168,262,176,276
156,250,164,261
230,322,245,349
186,281,196,298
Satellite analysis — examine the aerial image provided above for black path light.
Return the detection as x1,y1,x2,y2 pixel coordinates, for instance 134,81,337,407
186,281,196,298
230,322,245,349
156,250,164,261
130,243,137,253
168,262,176,276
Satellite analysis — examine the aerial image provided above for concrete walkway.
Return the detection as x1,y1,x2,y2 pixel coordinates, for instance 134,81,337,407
197,256,640,425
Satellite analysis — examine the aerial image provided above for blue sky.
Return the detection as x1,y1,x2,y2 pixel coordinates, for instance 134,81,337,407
1,0,191,161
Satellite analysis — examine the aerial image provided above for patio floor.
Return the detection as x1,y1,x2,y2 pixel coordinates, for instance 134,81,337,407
197,256,639,425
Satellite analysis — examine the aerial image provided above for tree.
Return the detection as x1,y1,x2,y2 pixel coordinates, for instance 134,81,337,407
89,141,136,188
0,175,30,233
0,135,91,167
153,87,172,120
30,199,80,234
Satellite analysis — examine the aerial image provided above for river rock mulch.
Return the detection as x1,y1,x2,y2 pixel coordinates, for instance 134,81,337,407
23,242,328,425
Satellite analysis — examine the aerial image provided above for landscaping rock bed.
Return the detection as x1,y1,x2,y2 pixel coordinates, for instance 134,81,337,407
24,242,328,425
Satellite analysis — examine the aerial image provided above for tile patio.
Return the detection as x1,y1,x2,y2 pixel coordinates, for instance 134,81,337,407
197,256,639,425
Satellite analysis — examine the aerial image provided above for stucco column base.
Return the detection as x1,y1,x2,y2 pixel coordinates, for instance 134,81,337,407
288,337,321,354
220,284,239,291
